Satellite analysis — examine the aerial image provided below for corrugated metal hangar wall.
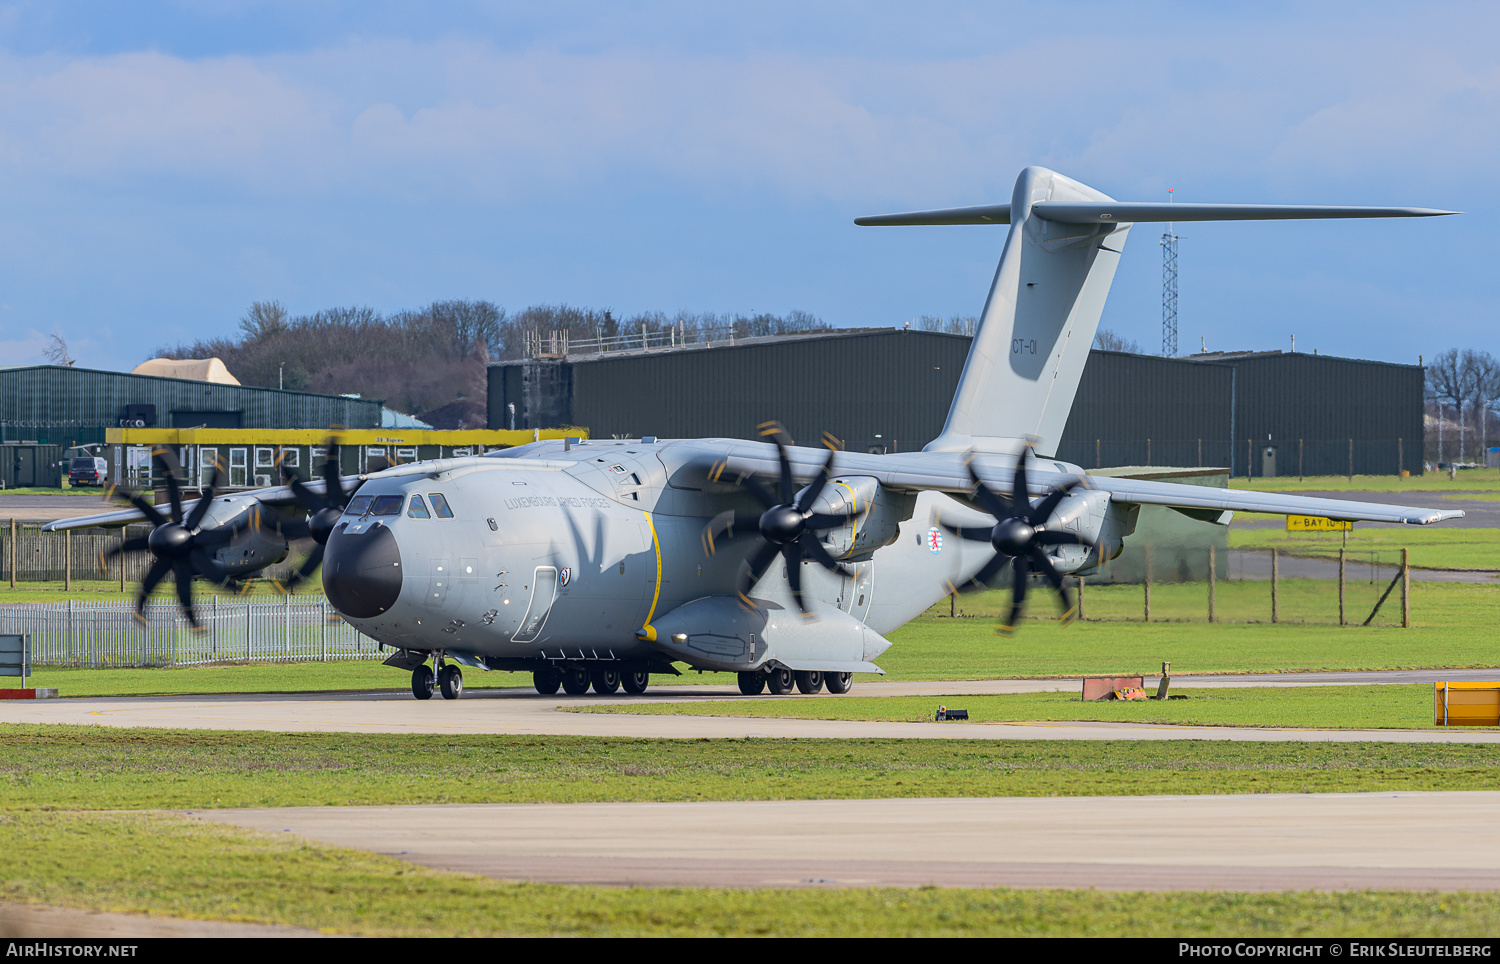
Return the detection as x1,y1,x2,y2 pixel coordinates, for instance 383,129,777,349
0,365,383,447
488,331,1425,476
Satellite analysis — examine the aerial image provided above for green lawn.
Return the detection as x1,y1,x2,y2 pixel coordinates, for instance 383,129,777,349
573,683,1468,731
4,811,1496,937
5,727,1500,809
1227,526,1500,571
1228,472,1500,493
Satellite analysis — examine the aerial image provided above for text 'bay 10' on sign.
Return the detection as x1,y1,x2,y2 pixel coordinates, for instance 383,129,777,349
1286,516,1354,532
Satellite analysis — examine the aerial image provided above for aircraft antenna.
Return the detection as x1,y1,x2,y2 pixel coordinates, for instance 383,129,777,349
1160,187,1178,356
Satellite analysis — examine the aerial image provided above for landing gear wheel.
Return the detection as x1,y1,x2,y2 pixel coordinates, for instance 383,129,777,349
765,667,795,695
438,664,464,700
560,668,591,696
826,672,854,694
590,668,621,694
533,669,562,695
737,672,766,696
794,670,824,694
411,664,434,700
621,671,649,695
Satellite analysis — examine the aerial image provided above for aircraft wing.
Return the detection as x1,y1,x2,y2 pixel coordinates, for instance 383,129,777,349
706,445,1462,526
39,480,327,532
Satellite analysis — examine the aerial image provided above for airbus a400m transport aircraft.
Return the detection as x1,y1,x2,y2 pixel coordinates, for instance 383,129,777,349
49,167,1462,700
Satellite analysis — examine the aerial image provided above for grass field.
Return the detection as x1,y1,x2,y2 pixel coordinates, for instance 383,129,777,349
1227,526,1500,571
7,811,1498,937
1227,472,1500,493
5,726,1500,809
572,683,1466,730
2,730,1500,934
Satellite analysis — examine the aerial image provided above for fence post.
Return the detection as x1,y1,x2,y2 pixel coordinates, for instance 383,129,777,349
1339,546,1347,626
1271,549,1279,624
284,592,291,658
1402,547,1410,629
321,597,328,661
1077,576,1086,621
1143,546,1152,622
119,528,127,593
1207,545,1216,623
64,529,71,592
9,518,15,589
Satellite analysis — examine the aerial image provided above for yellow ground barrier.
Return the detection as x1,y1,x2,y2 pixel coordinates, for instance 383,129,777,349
1435,682,1500,726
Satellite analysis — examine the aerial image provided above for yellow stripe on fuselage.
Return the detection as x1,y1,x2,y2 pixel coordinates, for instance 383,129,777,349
638,510,663,642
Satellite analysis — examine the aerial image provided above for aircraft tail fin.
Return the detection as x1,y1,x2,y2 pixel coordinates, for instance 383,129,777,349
856,167,1456,456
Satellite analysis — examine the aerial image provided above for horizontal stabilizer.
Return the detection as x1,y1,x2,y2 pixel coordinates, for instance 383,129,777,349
855,202,1456,227
854,204,1011,226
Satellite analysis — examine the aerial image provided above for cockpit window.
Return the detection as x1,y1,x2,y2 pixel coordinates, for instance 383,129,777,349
370,495,404,516
429,493,454,518
407,495,431,519
344,495,374,517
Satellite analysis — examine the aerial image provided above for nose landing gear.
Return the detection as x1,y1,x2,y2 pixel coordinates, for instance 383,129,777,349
410,654,464,700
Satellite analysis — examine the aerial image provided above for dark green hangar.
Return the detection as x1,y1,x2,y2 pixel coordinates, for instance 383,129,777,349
487,330,1425,477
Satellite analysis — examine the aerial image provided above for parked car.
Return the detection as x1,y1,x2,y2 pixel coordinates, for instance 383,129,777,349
68,456,108,487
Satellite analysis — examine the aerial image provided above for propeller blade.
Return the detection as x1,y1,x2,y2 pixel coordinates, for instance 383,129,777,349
280,543,326,594
154,448,185,524
188,547,236,587
795,450,836,513
1010,449,1031,517
968,552,1010,589
183,462,223,531
1028,478,1083,526
1028,547,1075,620
783,543,809,614
322,441,346,506
285,474,323,514
172,560,200,629
116,486,169,529
737,540,781,600
797,531,848,575
805,509,857,531
1035,531,1094,549
965,460,1012,520
939,522,997,543
137,557,172,616
1006,551,1030,629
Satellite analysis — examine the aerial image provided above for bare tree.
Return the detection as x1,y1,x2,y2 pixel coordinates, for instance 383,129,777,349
239,300,290,341
1094,328,1141,353
42,334,75,366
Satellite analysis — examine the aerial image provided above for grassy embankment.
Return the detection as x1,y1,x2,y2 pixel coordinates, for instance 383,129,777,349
0,731,1499,935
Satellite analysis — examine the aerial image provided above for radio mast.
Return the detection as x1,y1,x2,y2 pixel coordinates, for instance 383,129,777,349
1161,187,1178,356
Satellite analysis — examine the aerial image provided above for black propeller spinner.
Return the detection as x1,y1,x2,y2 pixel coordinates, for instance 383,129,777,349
703,423,858,615
940,450,1095,633
105,448,240,629
275,439,355,591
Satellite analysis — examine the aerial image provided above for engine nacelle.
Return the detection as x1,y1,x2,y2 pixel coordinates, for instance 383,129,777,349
644,595,891,674
799,475,913,561
191,494,294,576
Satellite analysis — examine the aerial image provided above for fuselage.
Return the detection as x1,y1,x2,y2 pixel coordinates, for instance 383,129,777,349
321,437,1094,669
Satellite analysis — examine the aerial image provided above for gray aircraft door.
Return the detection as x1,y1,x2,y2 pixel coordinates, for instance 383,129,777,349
513,566,559,642
839,561,874,622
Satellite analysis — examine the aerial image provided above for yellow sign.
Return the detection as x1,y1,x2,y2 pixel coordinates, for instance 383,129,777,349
1286,515,1353,532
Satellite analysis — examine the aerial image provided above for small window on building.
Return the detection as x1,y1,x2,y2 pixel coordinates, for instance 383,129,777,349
280,448,300,468
345,495,374,517
408,495,431,518
254,448,274,468
370,495,404,516
429,493,454,518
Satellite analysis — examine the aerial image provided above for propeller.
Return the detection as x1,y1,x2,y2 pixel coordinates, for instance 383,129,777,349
274,439,355,591
940,449,1095,633
703,422,858,615
103,447,241,629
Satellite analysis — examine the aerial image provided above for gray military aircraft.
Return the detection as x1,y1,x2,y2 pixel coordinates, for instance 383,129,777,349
48,166,1462,700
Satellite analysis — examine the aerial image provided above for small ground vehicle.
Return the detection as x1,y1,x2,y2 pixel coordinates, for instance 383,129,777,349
68,456,108,487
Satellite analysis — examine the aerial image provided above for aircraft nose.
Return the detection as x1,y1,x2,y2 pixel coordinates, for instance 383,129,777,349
323,522,403,617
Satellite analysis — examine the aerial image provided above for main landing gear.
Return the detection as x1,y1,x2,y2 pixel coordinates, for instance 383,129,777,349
737,668,853,696
411,656,464,700
537,666,650,696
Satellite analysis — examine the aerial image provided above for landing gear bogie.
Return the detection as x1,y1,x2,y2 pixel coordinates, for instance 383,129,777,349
438,664,464,700
621,671,650,695
765,667,795,695
794,670,824,694
826,672,854,695
411,664,434,700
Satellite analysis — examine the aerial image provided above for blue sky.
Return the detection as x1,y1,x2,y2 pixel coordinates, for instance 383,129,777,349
0,1,1494,370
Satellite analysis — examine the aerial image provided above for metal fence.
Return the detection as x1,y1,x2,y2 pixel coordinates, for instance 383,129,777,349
0,597,386,667
1,522,305,585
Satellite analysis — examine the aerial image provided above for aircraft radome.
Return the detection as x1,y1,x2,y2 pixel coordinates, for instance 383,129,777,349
49,167,1463,700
